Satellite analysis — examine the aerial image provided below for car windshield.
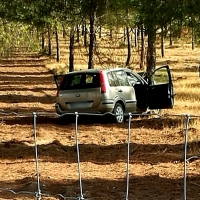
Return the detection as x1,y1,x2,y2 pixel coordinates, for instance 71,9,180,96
60,72,100,90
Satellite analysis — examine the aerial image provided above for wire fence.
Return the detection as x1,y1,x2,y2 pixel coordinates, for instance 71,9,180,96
0,111,198,200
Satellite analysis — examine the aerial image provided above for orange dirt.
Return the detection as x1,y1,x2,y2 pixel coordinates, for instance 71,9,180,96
0,48,200,200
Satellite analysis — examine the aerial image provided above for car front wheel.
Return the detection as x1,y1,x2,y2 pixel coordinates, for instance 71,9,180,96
113,103,124,123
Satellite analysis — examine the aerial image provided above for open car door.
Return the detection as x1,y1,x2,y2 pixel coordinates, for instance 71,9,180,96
53,75,64,89
147,65,174,109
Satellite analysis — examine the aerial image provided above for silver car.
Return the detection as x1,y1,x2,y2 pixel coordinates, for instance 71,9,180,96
54,66,174,123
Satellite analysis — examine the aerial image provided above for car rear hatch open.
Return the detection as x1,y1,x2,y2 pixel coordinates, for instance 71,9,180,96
54,74,64,89
57,72,102,111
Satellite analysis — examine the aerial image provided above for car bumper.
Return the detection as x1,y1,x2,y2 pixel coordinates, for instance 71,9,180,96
55,103,114,115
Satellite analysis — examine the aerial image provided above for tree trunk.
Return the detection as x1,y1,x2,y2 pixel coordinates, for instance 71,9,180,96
192,27,195,50
169,20,173,45
140,25,145,69
88,1,96,69
82,23,85,36
62,24,67,38
76,25,80,43
123,28,126,43
109,29,113,40
126,27,131,66
146,28,156,78
47,25,52,56
178,19,182,38
55,26,60,62
134,28,138,47
84,21,87,47
69,27,75,72
41,33,45,51
99,25,102,38
161,26,165,57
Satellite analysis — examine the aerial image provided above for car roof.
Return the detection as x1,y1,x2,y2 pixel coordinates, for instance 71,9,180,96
61,67,147,85
65,67,133,75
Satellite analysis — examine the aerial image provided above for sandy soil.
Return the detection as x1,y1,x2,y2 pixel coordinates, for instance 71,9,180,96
0,46,200,200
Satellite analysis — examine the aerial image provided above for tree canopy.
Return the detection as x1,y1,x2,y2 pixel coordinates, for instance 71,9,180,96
0,0,199,72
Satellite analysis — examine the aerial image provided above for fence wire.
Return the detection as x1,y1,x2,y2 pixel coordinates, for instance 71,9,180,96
0,111,199,199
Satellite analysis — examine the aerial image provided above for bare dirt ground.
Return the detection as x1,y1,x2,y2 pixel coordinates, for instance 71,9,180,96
0,45,200,200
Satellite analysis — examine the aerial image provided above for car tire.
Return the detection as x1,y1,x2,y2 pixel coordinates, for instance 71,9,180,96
113,103,124,123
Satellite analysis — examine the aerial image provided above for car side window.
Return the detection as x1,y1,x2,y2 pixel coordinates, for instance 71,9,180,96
111,72,120,86
107,72,116,86
113,70,130,86
126,72,142,85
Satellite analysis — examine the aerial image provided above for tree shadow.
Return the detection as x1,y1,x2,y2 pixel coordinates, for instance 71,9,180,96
0,87,56,92
0,58,47,64
0,94,55,104
171,67,198,73
0,71,51,76
0,174,200,199
175,91,200,101
1,64,46,67
0,75,53,84
1,135,199,164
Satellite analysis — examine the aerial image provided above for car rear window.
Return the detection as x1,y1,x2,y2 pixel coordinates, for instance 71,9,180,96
60,72,100,90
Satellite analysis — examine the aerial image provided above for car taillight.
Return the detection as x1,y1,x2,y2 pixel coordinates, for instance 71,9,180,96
56,89,59,97
56,76,65,97
100,71,106,93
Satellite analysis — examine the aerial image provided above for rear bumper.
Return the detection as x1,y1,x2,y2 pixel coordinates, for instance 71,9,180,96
55,102,114,115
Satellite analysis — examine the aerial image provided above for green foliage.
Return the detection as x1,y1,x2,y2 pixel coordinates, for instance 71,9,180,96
0,0,199,62
0,20,40,57
0,0,198,38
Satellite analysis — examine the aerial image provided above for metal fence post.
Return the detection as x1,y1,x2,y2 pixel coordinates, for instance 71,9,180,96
33,112,41,200
183,114,190,200
125,113,132,200
75,112,84,200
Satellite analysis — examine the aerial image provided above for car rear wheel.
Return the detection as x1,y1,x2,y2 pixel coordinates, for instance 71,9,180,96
113,103,124,123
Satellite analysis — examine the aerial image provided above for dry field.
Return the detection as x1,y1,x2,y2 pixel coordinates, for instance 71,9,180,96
0,39,200,200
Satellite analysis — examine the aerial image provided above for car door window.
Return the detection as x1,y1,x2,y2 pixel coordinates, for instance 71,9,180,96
150,67,169,85
113,70,130,86
126,72,142,85
147,65,174,109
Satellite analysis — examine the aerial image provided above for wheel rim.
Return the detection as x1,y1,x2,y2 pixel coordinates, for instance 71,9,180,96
115,105,124,123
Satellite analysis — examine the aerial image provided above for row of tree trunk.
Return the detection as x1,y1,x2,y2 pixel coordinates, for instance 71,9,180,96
43,22,195,78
